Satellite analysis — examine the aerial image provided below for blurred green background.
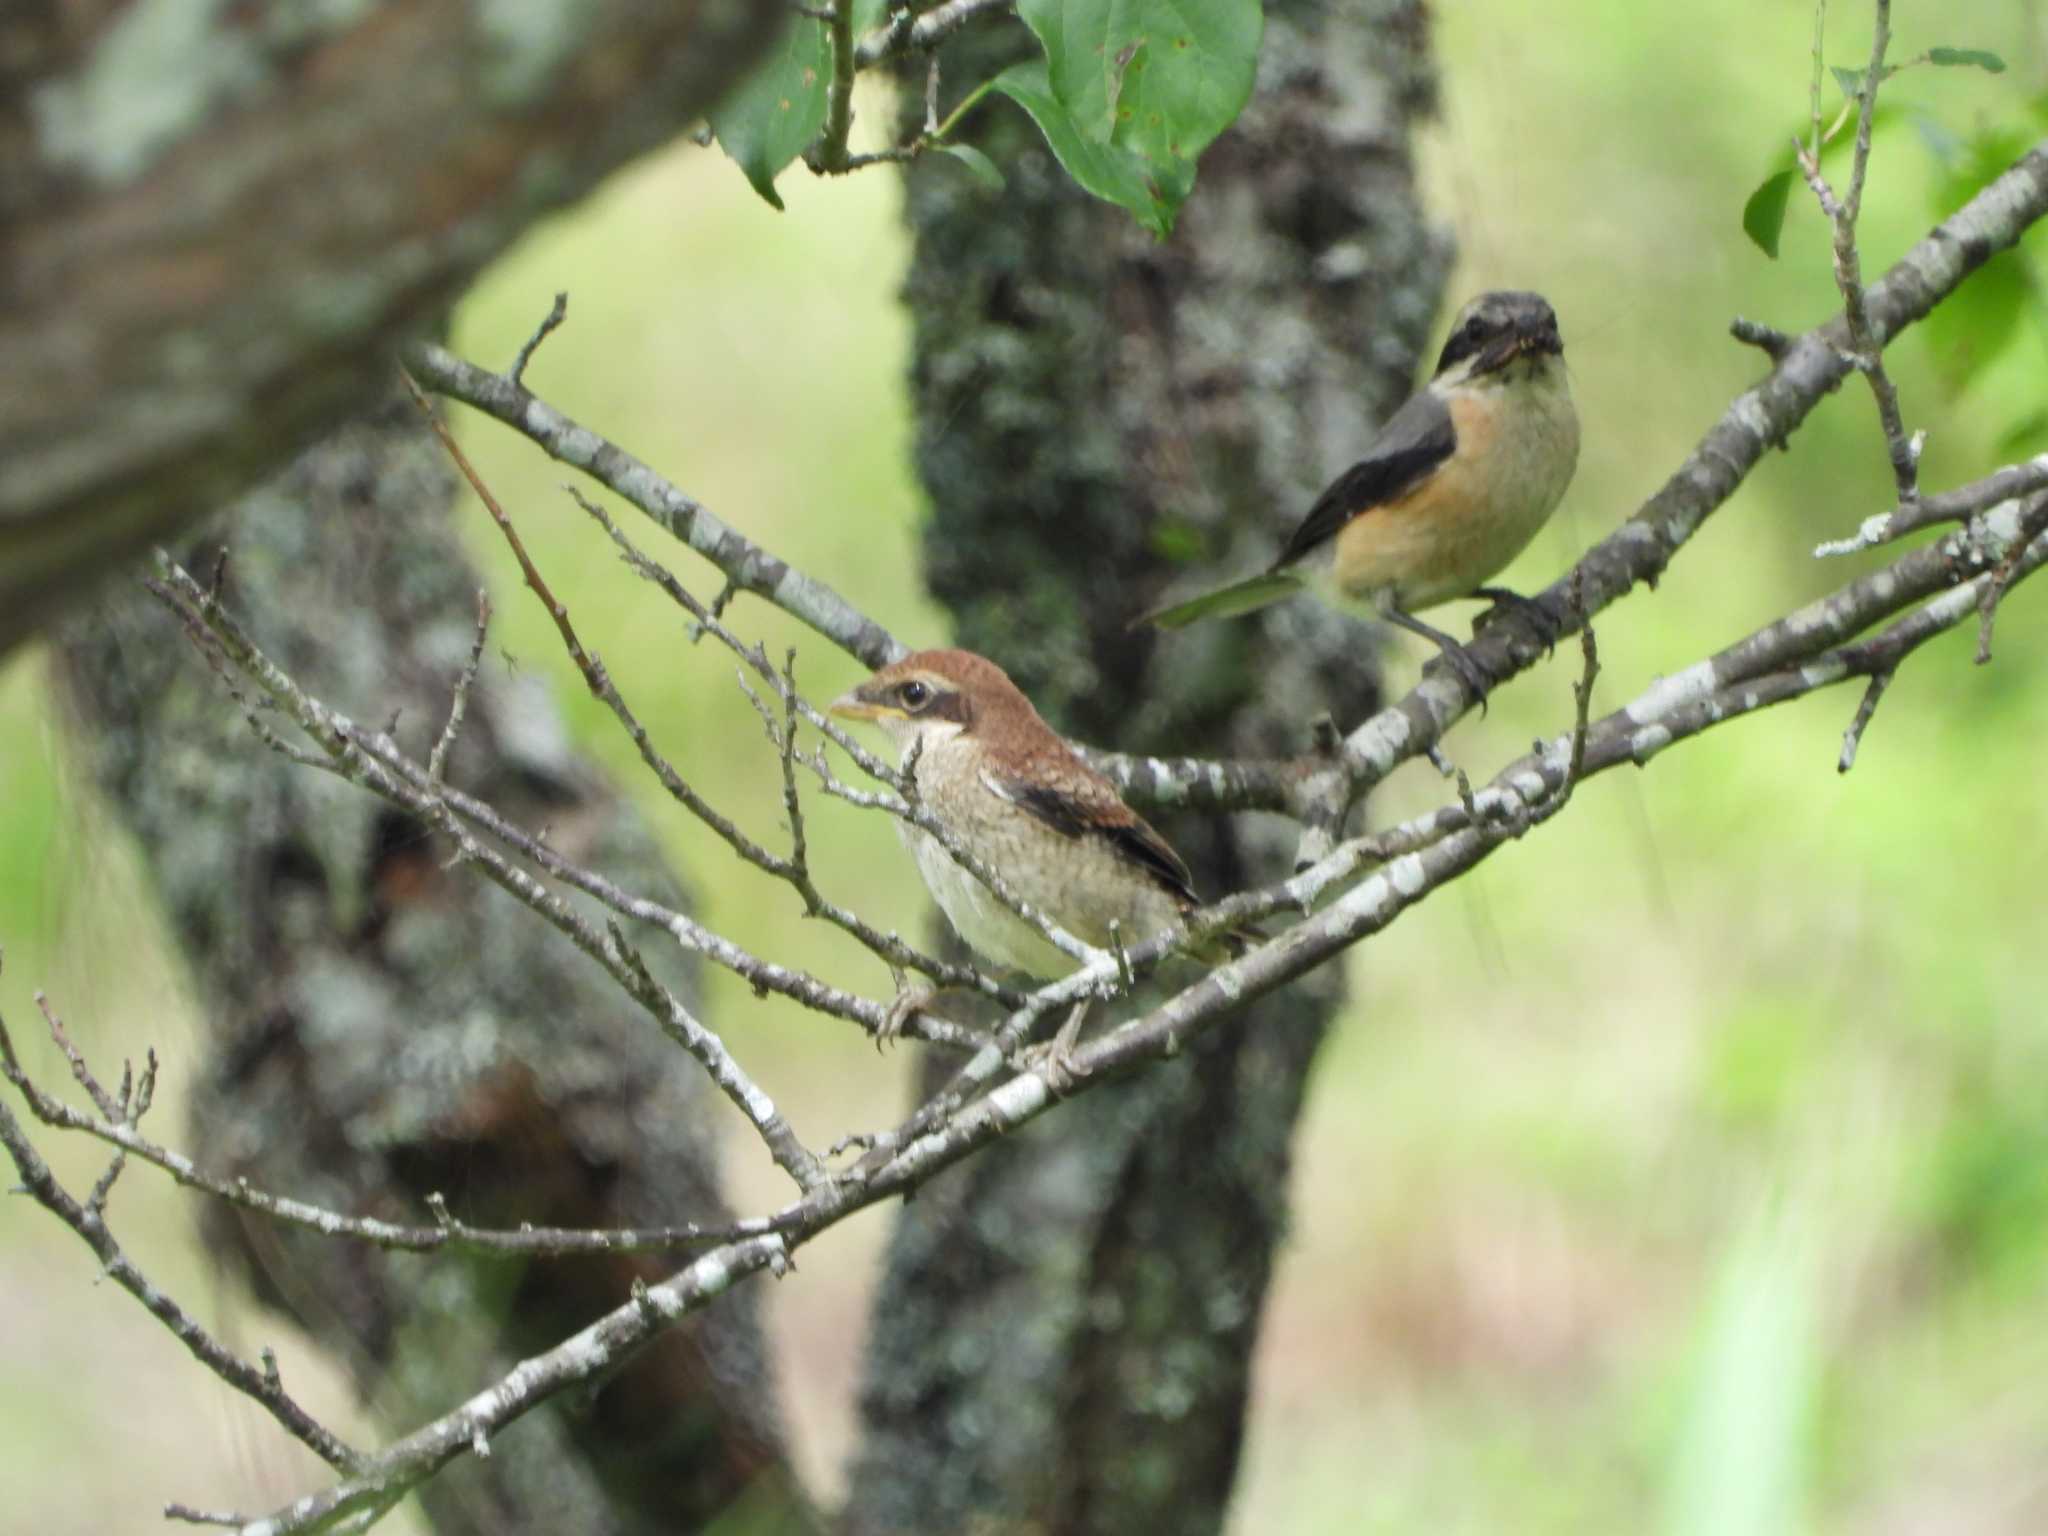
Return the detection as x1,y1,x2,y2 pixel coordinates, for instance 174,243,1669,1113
6,2,2048,1530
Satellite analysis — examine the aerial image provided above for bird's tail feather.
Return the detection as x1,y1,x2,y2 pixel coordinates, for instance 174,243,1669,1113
1130,572,1304,631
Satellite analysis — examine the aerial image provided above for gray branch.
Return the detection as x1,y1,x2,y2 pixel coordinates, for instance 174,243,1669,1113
409,137,2048,839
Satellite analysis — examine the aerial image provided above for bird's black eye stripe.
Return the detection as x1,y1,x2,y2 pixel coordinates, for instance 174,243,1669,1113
898,680,932,709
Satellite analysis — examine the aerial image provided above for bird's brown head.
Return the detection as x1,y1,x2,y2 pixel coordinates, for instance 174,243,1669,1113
1432,290,1564,383
829,648,1041,753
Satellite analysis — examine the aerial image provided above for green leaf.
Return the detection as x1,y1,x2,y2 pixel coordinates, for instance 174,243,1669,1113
1921,246,2032,390
989,59,1169,235
1928,46,2006,72
1739,103,1904,257
1013,0,1263,232
851,0,892,36
938,142,1005,192
1994,409,2048,459
1742,169,1795,259
708,18,830,211
1831,62,1898,99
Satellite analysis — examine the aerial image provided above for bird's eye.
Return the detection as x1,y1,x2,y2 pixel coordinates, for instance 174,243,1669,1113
899,680,932,709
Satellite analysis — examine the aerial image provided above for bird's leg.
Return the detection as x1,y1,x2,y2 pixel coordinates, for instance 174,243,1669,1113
1472,585,1561,656
1384,607,1496,709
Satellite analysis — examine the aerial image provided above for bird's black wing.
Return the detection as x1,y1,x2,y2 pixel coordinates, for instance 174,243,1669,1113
988,771,1200,907
1272,388,1457,570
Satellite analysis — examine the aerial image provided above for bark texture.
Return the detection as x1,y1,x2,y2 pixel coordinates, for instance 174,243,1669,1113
56,397,815,1536
844,5,1445,1532
0,0,784,657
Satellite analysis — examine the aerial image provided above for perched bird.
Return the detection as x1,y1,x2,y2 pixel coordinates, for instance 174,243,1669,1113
831,649,1226,1058
1137,290,1581,698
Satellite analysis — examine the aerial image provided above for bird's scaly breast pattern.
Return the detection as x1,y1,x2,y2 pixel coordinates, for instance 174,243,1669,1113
898,737,1186,978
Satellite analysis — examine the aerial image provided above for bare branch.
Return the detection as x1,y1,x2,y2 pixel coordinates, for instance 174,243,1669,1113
1815,454,2048,556
0,1049,360,1472
1838,669,1894,771
229,1235,793,1536
854,0,1015,67
1795,0,1922,516
507,292,568,388
427,589,490,782
0,1019,778,1257
406,139,2048,829
148,559,830,1193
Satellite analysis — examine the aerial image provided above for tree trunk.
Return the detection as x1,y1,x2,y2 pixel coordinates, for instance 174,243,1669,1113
0,0,784,657
844,5,1444,1531
56,395,815,1536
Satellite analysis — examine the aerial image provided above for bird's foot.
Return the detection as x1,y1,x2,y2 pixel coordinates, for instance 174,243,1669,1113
879,982,945,1049
1434,638,1497,711
1385,607,1498,714
1010,1001,1091,1093
1473,586,1561,657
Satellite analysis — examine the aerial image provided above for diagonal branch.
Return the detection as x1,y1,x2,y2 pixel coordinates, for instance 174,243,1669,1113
0,1024,360,1476
404,137,2048,835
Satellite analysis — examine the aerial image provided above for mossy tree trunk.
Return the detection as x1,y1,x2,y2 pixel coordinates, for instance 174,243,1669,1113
844,5,1445,1531
57,396,815,1536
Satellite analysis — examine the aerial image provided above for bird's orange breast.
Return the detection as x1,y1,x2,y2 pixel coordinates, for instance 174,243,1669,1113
1331,372,1577,613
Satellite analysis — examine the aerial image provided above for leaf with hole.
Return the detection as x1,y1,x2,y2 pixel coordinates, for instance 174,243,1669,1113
708,18,831,211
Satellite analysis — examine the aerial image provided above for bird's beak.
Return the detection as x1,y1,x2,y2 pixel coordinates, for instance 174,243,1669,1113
1475,325,1562,376
829,687,890,722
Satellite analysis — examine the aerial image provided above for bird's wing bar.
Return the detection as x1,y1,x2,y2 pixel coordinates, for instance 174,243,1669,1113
1272,387,1456,570
981,769,1199,906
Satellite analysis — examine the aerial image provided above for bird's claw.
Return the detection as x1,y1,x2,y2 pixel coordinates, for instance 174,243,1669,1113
878,983,938,1049
1473,586,1561,657
1010,1000,1091,1093
1011,1036,1084,1094
1435,640,1496,713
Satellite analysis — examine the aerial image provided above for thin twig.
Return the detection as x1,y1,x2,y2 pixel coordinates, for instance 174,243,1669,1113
1730,315,1797,361
853,0,1013,66
1815,455,2048,556
149,559,830,1193
406,141,2048,833
0,1017,780,1254
1975,493,2048,662
1795,0,1921,514
428,589,491,781
1837,669,1894,771
568,484,1106,973
0,1076,360,1471
507,292,568,387
811,0,859,173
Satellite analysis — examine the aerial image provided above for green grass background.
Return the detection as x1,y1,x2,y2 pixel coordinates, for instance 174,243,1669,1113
6,2,2048,1529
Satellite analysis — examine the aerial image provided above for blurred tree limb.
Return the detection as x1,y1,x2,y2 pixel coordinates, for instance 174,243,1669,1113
0,0,788,659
